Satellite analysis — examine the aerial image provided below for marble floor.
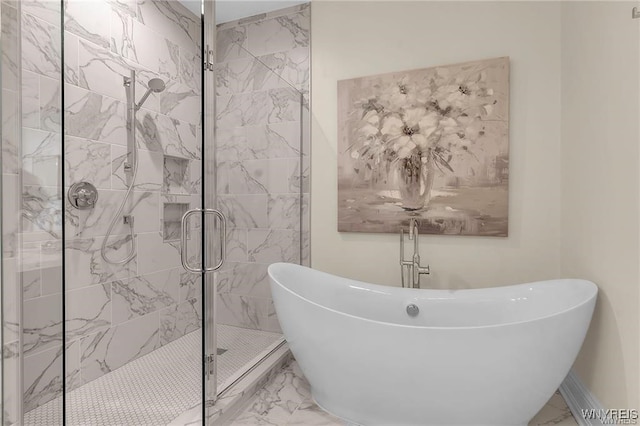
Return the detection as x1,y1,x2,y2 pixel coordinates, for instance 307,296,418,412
230,360,578,426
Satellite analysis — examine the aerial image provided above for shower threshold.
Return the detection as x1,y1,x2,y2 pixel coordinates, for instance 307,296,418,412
22,325,283,426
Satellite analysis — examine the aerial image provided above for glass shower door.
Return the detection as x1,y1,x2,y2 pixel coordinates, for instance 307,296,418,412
212,0,310,396
1,0,218,424
61,0,214,424
2,0,65,424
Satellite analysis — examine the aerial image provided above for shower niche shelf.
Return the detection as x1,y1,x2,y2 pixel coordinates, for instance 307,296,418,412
163,155,191,195
163,202,190,242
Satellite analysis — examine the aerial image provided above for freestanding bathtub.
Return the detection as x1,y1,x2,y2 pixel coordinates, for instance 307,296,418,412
268,263,597,426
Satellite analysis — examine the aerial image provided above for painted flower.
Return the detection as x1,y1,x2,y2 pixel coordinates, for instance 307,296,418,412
381,108,440,159
359,110,381,140
378,77,430,111
429,69,495,113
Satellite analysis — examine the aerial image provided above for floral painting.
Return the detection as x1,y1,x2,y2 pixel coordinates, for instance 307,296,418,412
337,57,509,236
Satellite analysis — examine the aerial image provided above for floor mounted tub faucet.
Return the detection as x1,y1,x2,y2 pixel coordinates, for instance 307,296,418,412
400,219,430,288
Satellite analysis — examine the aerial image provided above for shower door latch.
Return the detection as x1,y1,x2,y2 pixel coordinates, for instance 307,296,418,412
204,45,214,71
180,208,226,273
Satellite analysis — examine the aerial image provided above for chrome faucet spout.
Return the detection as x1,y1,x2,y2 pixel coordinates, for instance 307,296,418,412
411,219,419,257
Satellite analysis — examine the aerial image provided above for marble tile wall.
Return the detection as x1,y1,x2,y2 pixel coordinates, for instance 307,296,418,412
215,3,310,334
10,0,204,416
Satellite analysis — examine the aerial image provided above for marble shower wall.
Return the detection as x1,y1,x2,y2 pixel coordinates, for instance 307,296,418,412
60,0,203,397
215,4,311,333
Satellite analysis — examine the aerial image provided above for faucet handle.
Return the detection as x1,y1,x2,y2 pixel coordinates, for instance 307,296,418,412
412,264,430,289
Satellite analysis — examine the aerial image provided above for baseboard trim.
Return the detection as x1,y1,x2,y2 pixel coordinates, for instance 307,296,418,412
559,369,605,426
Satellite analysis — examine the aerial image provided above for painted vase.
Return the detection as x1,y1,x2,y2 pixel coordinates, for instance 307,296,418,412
396,152,436,211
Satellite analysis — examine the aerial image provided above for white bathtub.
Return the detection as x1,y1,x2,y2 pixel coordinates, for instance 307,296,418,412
268,263,597,426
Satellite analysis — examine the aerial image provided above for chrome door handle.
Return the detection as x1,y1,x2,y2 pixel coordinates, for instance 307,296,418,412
181,208,226,273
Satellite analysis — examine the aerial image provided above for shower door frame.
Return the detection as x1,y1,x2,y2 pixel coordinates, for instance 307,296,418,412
177,0,219,415
203,0,219,412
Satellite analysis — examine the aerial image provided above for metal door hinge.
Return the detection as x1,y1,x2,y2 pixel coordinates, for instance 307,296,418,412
204,45,214,71
205,353,215,377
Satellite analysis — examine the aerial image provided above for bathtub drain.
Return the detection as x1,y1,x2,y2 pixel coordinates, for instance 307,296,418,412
406,304,419,317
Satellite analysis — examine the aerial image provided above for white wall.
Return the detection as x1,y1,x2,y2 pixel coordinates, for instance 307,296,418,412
311,0,640,408
311,1,563,289
560,1,640,408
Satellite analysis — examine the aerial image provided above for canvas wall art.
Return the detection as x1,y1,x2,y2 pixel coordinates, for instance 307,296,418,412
337,57,510,236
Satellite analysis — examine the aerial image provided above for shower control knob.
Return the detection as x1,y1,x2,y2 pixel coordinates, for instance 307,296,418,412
68,182,99,210
406,303,420,317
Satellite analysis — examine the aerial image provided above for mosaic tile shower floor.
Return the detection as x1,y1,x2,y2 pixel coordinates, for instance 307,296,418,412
22,325,283,426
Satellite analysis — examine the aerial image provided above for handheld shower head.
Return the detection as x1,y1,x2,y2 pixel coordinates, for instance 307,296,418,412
135,78,166,110
147,78,166,93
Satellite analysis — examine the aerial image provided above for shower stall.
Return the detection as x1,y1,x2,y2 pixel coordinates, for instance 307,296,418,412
0,0,310,424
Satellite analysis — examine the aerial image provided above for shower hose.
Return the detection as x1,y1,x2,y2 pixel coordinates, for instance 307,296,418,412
100,125,138,265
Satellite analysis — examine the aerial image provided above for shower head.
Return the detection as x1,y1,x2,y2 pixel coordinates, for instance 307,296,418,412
135,78,166,110
147,78,166,93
